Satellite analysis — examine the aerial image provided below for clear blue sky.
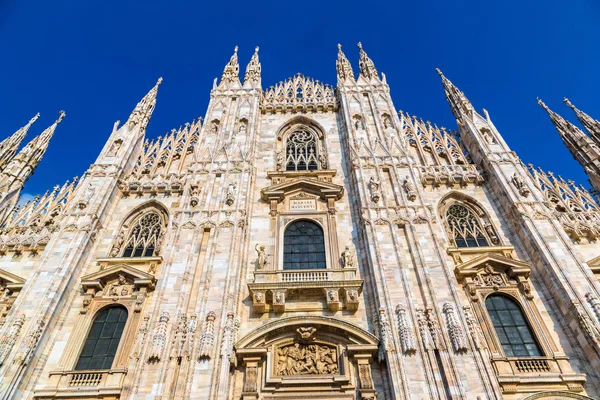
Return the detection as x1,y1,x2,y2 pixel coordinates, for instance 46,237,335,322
1,0,599,198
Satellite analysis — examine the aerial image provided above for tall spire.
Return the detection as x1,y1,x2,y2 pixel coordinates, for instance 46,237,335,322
436,68,475,120
127,78,162,132
0,113,39,170
336,44,355,83
564,98,600,145
538,98,600,194
243,46,261,88
220,46,240,87
537,99,591,143
357,42,379,81
16,111,65,167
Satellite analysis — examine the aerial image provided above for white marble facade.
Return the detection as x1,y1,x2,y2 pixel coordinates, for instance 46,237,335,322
0,44,598,400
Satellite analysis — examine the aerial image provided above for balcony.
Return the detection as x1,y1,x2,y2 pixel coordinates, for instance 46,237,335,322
34,368,126,399
248,268,363,313
493,357,586,394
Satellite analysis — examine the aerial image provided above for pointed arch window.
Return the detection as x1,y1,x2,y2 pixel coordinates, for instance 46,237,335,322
122,211,163,257
75,306,128,370
285,129,318,171
446,203,490,247
283,220,326,270
485,294,542,357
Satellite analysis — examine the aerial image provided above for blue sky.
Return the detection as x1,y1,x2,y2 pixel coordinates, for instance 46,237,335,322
1,0,599,197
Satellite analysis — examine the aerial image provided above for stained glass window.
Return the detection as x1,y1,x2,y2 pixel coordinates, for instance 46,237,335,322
75,306,128,370
283,220,326,270
486,294,542,357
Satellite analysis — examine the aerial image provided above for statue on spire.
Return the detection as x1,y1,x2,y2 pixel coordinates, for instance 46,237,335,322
336,44,355,83
220,46,240,87
564,98,600,145
127,78,162,132
243,46,261,87
357,42,378,81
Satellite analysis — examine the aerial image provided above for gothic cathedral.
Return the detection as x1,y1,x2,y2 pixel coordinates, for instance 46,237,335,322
0,44,599,400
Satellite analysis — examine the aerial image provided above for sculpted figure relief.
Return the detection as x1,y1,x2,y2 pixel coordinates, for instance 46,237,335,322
276,342,338,376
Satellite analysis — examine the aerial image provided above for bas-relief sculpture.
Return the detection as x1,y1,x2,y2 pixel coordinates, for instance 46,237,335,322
0,43,596,400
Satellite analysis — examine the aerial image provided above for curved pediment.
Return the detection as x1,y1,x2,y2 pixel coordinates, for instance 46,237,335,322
235,316,378,350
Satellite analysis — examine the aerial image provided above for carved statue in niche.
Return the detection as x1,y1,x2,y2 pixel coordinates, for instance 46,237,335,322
225,183,236,206
511,172,531,198
275,150,284,171
354,117,363,130
341,246,354,268
238,120,247,133
110,232,125,257
255,244,267,269
369,176,381,203
209,120,219,134
319,151,328,169
382,114,393,129
107,140,122,157
276,342,338,376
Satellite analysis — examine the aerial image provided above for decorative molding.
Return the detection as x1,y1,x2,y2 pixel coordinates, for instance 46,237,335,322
394,303,416,354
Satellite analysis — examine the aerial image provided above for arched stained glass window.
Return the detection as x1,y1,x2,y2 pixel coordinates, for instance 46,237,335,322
122,212,162,257
75,306,128,370
283,220,326,270
285,129,318,171
446,203,489,247
485,294,542,357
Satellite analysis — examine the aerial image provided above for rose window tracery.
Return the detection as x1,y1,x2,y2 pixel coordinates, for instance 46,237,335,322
285,130,318,171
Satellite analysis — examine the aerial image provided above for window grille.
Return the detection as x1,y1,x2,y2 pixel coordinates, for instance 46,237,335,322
75,306,128,370
283,220,326,270
485,294,542,357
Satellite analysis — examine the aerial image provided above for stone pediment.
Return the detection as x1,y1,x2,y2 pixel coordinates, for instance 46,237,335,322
587,254,600,274
81,263,156,292
0,268,25,291
261,177,344,203
454,252,531,282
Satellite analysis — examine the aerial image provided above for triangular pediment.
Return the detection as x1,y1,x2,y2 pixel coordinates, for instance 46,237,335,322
588,254,600,274
454,252,531,281
82,263,155,291
0,268,25,290
261,177,344,203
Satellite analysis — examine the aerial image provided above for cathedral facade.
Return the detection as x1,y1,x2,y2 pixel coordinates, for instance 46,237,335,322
0,43,599,400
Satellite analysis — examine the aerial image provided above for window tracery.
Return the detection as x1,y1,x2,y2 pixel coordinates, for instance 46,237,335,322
285,129,319,171
111,208,166,258
446,203,496,247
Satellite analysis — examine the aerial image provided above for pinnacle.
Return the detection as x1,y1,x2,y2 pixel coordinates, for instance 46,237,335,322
56,110,66,124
